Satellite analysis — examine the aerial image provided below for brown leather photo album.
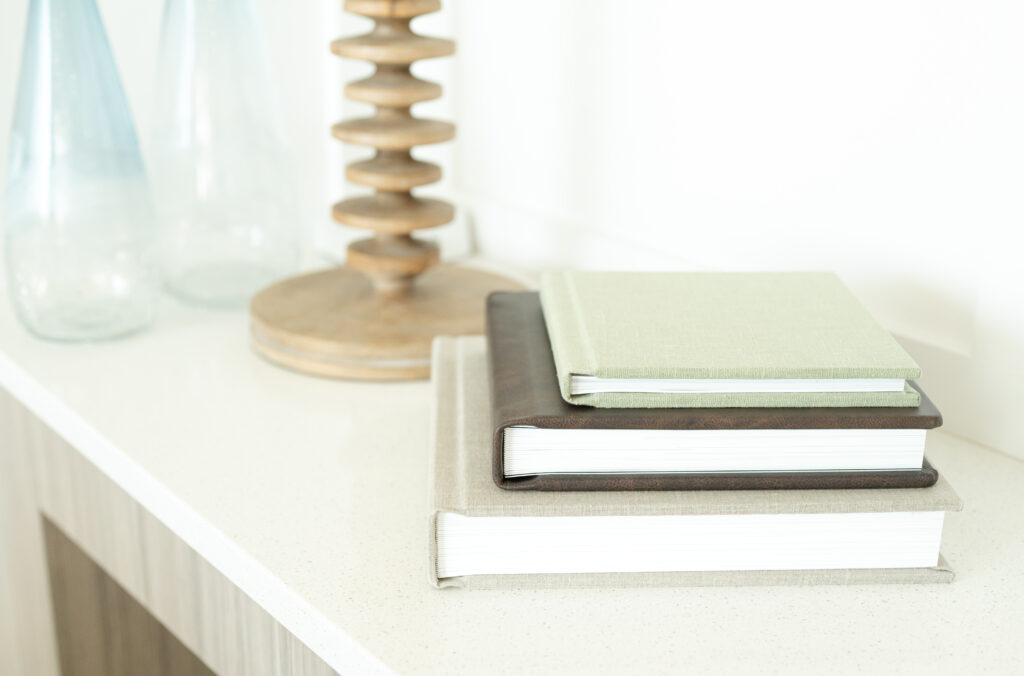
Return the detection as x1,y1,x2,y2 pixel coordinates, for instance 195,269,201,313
486,292,942,491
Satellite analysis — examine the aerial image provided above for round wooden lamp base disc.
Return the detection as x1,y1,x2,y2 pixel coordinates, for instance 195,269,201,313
249,264,523,380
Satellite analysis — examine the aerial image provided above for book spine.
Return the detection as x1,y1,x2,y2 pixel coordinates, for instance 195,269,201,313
485,295,512,488
428,512,442,588
487,292,559,488
539,272,595,405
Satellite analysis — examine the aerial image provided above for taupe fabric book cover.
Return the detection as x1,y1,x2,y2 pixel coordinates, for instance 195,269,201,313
488,292,941,491
540,270,922,408
429,335,961,590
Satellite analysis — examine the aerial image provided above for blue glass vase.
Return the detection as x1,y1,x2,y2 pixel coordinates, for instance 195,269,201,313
3,0,160,341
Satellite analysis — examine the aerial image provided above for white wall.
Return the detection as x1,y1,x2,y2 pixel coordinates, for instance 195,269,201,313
1,0,1021,457
448,0,1024,458
453,1,1008,333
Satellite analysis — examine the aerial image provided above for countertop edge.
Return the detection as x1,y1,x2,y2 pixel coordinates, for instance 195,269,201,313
0,346,393,676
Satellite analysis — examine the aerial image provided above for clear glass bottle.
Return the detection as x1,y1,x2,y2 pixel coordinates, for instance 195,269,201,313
152,0,298,308
3,0,160,341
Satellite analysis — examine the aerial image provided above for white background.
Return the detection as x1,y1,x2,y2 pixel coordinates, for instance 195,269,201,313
0,0,1021,457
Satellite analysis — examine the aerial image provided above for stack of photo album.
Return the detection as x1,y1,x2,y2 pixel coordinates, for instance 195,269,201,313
429,271,961,589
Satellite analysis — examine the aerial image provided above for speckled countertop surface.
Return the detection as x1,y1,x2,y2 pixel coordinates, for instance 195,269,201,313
1,277,1022,674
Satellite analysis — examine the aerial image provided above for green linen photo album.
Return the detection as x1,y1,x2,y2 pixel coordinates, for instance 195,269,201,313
540,271,922,408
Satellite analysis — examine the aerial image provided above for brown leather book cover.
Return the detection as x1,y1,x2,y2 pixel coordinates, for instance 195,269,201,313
486,291,942,491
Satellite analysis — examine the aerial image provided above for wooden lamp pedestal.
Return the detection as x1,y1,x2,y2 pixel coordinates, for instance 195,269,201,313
250,0,520,380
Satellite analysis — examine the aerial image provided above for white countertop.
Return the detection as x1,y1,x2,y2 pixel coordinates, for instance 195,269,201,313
1,268,1023,674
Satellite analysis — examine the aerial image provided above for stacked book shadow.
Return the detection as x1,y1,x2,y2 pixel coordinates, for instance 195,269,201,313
428,273,962,589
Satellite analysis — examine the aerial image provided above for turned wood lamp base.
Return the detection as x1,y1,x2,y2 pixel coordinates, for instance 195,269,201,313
250,264,520,380
250,0,520,381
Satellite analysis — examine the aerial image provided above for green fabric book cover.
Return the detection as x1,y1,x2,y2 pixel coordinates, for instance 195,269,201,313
539,271,922,408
